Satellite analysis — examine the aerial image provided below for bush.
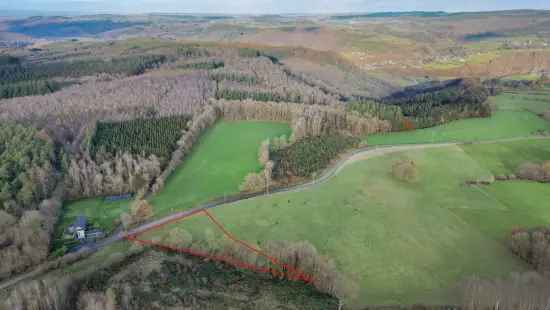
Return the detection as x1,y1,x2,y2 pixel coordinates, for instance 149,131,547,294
130,200,153,224
543,161,550,175
273,135,359,178
516,161,550,182
263,240,357,300
460,272,550,310
239,172,266,192
392,160,418,183
510,227,550,275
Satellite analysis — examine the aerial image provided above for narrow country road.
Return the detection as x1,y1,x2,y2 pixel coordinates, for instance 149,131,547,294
1,135,549,291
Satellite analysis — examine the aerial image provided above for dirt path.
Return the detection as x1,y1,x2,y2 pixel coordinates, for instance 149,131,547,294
2,135,549,291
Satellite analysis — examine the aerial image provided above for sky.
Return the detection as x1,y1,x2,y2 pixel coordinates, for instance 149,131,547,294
1,0,549,15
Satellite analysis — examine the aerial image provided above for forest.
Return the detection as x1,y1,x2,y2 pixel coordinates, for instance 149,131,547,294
0,122,60,281
379,78,492,128
0,122,58,216
0,54,167,99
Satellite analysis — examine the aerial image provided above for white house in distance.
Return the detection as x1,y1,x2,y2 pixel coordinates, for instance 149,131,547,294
66,215,87,240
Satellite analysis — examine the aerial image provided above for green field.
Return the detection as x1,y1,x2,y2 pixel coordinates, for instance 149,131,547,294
148,121,291,217
143,139,550,306
461,139,550,175
55,121,290,247
367,91,550,145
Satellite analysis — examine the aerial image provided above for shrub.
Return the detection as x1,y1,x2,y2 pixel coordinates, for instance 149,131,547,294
543,161,550,175
263,240,357,300
239,172,266,192
258,139,270,166
120,212,132,230
77,290,117,310
130,200,153,224
510,227,550,276
516,161,550,182
460,272,550,310
392,160,418,183
163,228,193,248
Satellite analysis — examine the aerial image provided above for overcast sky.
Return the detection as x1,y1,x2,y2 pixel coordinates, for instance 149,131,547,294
1,0,550,15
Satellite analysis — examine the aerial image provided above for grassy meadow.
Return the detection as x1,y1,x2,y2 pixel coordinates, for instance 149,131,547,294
148,121,291,217
141,139,550,306
367,91,550,145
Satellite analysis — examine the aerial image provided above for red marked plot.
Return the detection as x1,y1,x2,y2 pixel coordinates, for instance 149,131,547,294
124,209,314,285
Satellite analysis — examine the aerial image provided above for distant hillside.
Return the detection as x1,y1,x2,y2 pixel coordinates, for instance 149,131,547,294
8,18,145,38
330,11,449,19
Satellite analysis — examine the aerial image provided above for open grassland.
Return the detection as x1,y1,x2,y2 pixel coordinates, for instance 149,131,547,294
461,139,550,175
367,91,550,145
141,139,550,306
148,121,291,217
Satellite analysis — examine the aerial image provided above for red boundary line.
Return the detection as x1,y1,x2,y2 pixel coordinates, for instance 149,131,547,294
124,209,314,284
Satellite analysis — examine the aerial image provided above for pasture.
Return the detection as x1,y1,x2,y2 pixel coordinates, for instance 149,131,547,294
148,120,291,217
141,139,550,306
367,91,550,145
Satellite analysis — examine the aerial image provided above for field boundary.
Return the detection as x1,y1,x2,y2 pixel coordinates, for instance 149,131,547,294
124,209,315,285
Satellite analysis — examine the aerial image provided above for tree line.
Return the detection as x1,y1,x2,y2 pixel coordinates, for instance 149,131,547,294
510,227,550,276
63,152,162,200
0,79,63,100
0,54,167,99
216,99,391,141
157,227,354,302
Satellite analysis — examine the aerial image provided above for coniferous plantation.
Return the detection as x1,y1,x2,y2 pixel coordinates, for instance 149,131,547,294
273,135,360,177
0,8,550,310
90,116,191,163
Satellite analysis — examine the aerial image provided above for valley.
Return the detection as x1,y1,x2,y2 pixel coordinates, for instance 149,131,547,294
1,8,550,310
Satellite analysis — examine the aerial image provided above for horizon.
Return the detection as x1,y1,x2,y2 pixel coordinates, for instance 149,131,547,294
1,0,550,16
2,8,550,18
